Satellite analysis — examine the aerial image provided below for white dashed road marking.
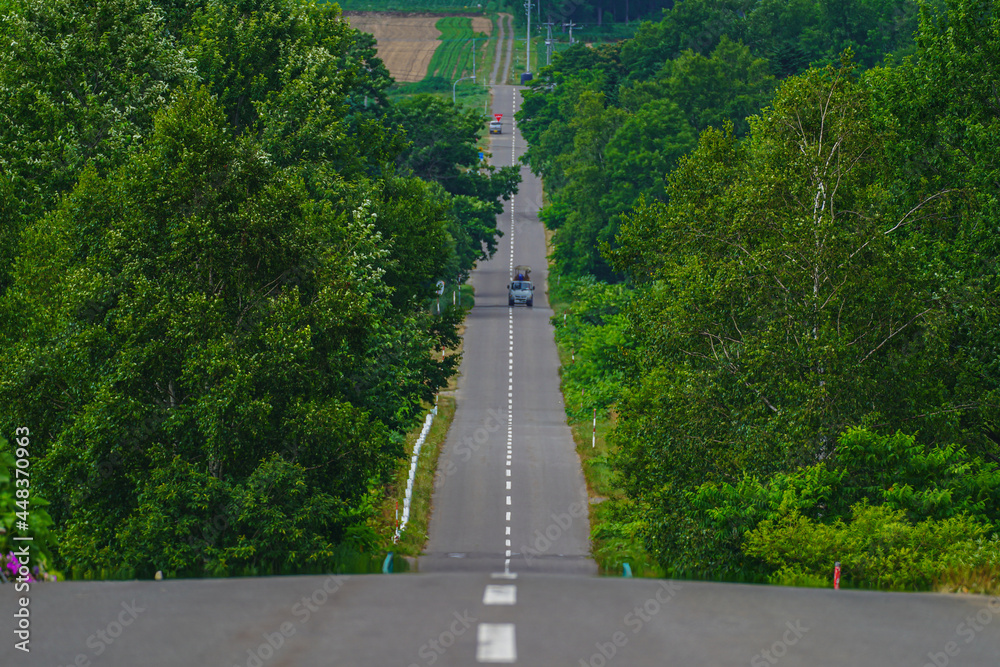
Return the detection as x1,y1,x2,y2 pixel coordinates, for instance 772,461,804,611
483,584,518,606
476,623,517,663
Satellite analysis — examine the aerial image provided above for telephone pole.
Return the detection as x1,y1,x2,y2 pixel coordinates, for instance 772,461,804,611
563,20,576,45
542,21,555,66
524,0,533,73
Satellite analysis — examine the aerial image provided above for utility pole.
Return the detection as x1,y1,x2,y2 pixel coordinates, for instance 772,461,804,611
542,21,554,66
453,75,474,104
524,0,533,73
471,37,477,80
563,20,576,45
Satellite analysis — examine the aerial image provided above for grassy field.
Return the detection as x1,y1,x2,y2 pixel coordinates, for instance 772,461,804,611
425,16,488,80
383,15,491,113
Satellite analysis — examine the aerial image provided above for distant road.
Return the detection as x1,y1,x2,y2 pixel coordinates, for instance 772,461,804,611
491,13,513,85
420,83,594,577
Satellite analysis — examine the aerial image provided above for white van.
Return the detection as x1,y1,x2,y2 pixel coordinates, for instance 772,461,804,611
489,120,502,134
508,265,534,306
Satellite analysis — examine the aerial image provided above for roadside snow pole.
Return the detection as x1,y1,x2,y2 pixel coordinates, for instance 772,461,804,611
834,561,841,590
592,407,597,448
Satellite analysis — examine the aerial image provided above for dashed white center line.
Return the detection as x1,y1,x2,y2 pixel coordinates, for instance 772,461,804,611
483,584,518,606
477,623,517,663
502,91,519,583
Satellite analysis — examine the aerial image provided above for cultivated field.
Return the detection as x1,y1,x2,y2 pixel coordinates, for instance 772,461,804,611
346,12,491,84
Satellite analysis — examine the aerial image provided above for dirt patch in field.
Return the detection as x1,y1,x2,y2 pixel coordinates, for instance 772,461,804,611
471,16,492,36
346,13,493,84
346,13,442,84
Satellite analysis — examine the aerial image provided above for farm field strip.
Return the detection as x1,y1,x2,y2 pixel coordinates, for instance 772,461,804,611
427,17,483,81
345,13,442,84
346,13,491,86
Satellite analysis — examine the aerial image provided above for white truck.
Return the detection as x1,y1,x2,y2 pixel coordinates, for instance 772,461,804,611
508,265,534,307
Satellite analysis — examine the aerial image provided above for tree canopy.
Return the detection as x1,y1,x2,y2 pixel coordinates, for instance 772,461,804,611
0,0,517,577
539,0,1000,586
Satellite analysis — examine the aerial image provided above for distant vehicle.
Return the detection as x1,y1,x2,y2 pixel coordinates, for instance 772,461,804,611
489,120,503,134
508,265,534,307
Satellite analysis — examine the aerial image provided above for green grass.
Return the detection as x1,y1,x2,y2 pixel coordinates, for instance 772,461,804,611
547,261,662,578
377,284,473,559
389,75,490,115
426,17,487,81
381,396,457,558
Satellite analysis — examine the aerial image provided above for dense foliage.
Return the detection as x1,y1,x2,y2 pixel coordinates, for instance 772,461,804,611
518,0,929,282
542,0,999,589
0,0,516,577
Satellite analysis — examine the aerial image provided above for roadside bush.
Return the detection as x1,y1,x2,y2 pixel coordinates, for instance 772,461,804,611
551,277,633,421
665,428,1000,586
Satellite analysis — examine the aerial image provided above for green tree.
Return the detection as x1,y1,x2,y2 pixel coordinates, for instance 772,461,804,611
550,90,628,279
0,0,197,290
621,0,754,81
607,57,992,573
389,94,520,278
0,88,456,576
602,99,697,212
656,36,776,136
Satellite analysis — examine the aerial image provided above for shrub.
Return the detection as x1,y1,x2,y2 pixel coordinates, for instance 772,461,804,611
745,502,1000,591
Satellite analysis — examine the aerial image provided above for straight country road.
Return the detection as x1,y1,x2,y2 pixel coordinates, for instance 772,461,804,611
420,84,594,577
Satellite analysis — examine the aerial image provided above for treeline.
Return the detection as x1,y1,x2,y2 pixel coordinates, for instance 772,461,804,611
531,0,679,25
523,0,1000,590
0,0,517,578
520,0,927,281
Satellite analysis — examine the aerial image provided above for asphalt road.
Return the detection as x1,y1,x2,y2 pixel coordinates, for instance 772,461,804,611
421,84,595,576
4,570,998,666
